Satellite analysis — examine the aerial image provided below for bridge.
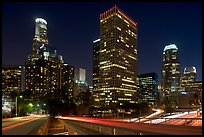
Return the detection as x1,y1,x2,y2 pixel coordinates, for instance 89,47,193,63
2,115,202,135
56,116,202,135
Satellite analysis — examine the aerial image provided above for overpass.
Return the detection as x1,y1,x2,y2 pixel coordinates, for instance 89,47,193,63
56,116,202,135
2,115,202,135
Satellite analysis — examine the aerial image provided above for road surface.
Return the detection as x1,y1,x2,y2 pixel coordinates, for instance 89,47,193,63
57,116,202,135
2,114,48,135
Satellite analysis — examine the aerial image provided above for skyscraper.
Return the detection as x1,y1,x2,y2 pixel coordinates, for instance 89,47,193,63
26,18,48,65
24,18,64,100
137,73,158,106
74,68,87,87
34,18,48,45
2,65,22,97
180,66,196,91
93,38,100,92
161,44,180,96
61,64,75,99
94,6,138,116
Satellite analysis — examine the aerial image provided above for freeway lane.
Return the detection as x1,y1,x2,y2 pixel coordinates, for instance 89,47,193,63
58,116,202,135
159,111,201,126
2,115,48,135
2,115,41,128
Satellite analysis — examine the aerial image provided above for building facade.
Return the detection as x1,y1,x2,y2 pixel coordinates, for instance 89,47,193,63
24,59,50,100
180,66,196,91
2,65,22,97
161,44,181,97
74,68,88,87
137,73,158,106
186,81,202,106
93,38,100,98
61,64,75,99
26,18,49,65
24,18,65,100
94,6,138,116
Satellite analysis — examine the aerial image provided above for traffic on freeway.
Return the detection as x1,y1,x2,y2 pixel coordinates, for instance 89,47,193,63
2,114,48,135
56,115,202,135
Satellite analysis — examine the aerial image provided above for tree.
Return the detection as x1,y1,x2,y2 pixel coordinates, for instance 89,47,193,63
75,89,94,115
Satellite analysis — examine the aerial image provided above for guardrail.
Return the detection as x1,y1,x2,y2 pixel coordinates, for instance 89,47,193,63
59,117,202,135
61,119,159,135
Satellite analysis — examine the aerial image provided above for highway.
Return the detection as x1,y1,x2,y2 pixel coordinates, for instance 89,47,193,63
57,116,202,135
2,114,48,135
2,111,202,135
144,111,202,126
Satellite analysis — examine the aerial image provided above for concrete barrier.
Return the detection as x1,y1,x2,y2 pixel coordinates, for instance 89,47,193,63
62,119,154,135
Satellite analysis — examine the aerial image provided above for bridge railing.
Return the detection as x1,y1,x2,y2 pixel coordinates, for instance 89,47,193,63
61,119,162,135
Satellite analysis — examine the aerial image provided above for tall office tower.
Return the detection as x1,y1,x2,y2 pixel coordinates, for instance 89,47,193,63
161,44,181,97
24,18,65,100
25,59,50,100
93,38,100,92
47,49,60,93
25,48,64,100
95,6,138,116
34,18,48,45
74,68,87,87
183,67,196,81
137,73,158,106
2,65,22,97
61,64,75,99
188,81,202,106
26,18,48,65
180,66,196,91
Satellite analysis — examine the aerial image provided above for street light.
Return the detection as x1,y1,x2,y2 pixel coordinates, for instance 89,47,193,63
16,95,22,117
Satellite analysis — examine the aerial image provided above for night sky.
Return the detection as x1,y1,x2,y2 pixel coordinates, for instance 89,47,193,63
2,2,202,85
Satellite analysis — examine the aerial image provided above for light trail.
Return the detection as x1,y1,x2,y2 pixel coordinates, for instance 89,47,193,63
2,117,40,132
58,116,202,135
2,114,48,131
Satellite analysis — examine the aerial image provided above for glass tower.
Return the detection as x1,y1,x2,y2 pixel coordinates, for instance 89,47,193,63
161,44,180,96
180,66,196,91
94,5,138,116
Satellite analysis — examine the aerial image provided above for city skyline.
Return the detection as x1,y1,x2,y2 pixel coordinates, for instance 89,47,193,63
2,2,202,85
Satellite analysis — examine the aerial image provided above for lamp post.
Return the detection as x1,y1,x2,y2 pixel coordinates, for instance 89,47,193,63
16,95,22,117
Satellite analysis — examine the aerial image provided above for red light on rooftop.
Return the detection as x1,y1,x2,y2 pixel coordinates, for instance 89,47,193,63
118,9,137,26
100,5,137,26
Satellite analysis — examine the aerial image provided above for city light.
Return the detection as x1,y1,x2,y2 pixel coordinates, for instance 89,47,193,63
2,3,202,135
35,18,47,25
93,39,100,43
163,44,178,51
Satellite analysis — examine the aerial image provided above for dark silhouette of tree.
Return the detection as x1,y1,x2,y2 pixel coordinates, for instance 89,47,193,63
75,89,93,115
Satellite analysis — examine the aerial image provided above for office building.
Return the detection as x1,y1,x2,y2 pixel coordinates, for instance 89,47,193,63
94,6,138,116
180,66,196,91
24,18,64,100
61,64,75,99
137,73,158,106
26,18,48,65
2,65,22,97
74,68,87,87
24,59,50,100
186,81,202,106
161,44,181,96
93,38,100,98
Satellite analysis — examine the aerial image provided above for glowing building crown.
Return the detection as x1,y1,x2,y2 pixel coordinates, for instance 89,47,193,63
35,18,47,25
164,44,178,52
